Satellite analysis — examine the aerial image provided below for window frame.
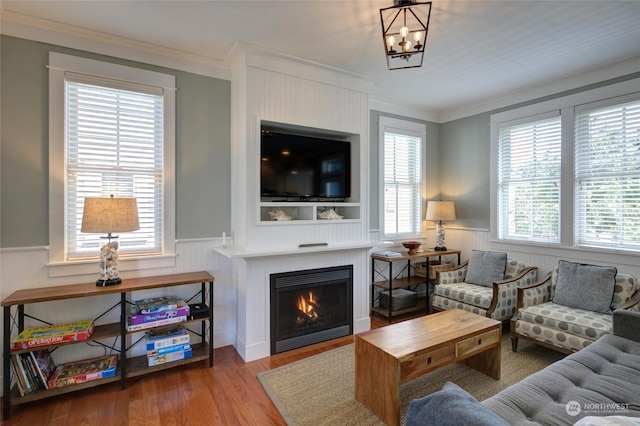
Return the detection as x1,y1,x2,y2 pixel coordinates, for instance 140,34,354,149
490,76,640,259
48,52,177,277
378,116,426,241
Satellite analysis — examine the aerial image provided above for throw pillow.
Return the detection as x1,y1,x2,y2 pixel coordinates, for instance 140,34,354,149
406,382,510,426
553,260,617,314
464,250,507,287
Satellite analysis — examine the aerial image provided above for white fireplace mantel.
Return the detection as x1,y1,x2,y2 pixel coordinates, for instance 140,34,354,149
214,242,373,259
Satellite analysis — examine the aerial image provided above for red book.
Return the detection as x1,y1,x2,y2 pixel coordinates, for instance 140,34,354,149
47,354,118,388
10,320,95,351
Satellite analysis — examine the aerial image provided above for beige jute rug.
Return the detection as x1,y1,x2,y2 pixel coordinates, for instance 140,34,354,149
257,331,565,426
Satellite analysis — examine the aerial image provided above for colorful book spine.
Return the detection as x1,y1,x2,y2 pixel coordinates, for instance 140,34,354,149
135,296,185,314
126,315,187,332
10,320,95,351
146,328,190,351
147,343,191,357
147,347,192,367
11,355,30,395
128,306,190,326
47,354,118,389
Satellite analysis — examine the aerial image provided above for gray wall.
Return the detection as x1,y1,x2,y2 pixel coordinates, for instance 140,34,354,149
0,35,231,247
369,110,441,231
440,113,491,230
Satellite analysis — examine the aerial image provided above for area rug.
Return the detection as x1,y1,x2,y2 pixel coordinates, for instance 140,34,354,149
257,332,565,426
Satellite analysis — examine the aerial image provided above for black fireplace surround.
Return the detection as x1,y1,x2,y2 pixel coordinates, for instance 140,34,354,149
270,265,353,354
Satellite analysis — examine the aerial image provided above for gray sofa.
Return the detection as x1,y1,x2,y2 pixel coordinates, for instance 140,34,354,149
406,309,640,426
483,309,640,425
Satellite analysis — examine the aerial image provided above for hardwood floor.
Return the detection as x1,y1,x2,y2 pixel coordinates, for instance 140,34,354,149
2,314,410,426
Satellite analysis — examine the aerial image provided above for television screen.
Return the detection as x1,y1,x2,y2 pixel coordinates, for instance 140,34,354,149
260,130,351,199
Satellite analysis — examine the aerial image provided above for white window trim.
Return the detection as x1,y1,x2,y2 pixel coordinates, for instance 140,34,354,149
490,76,640,261
378,116,427,241
48,52,176,277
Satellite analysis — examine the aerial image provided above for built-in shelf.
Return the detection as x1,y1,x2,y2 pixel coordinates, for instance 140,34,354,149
259,202,360,223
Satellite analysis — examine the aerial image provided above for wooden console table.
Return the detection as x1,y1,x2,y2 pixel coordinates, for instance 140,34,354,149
371,248,461,321
1,271,214,420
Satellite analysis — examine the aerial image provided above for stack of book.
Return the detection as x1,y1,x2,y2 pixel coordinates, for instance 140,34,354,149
145,326,191,367
127,296,190,332
10,349,56,396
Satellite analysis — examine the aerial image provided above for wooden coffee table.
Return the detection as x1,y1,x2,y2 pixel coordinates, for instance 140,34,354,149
355,309,501,426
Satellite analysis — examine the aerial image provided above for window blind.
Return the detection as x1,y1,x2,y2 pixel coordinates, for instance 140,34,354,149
575,96,640,251
66,74,164,260
498,113,561,242
383,130,422,237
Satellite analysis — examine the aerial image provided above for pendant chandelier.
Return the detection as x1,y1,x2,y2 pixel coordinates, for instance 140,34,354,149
380,0,432,70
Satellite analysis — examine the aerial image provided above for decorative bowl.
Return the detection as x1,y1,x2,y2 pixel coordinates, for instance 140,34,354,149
402,241,422,254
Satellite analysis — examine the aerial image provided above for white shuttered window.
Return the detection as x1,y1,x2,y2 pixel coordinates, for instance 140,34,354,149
575,95,640,251
66,74,164,259
498,113,562,243
380,117,424,238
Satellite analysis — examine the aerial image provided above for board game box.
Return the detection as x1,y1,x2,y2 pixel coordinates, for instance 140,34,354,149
126,315,187,332
134,296,186,314
47,354,118,388
10,320,95,351
146,326,190,351
147,347,192,367
128,306,190,326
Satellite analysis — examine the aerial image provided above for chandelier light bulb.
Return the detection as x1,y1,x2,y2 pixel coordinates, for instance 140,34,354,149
403,40,412,52
387,36,396,53
400,26,409,38
414,31,423,42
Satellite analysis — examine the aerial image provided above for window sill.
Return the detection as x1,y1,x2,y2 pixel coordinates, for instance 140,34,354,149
47,254,177,278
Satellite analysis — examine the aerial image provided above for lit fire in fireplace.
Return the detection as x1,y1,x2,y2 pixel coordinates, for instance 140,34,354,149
297,291,319,324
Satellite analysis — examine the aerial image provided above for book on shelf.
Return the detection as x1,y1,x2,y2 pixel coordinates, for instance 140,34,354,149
11,355,31,396
47,354,118,389
126,315,187,332
10,320,95,351
145,326,190,351
31,349,57,390
134,296,186,314
147,343,191,357
22,353,43,390
128,305,190,326
147,347,192,367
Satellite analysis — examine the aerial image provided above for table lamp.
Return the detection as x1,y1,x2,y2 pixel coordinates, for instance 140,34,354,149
425,201,456,251
81,195,140,286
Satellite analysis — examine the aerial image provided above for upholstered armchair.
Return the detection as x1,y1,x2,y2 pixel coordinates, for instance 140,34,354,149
511,260,640,354
429,251,538,322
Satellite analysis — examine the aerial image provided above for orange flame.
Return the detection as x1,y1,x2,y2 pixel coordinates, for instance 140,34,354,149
297,291,319,320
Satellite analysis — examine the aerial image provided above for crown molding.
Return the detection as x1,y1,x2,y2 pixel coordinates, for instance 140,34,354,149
0,9,231,81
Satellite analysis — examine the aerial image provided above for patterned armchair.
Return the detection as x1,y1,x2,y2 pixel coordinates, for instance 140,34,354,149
511,261,640,354
429,252,538,322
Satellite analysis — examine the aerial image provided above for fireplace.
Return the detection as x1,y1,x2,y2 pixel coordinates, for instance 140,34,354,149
270,265,353,354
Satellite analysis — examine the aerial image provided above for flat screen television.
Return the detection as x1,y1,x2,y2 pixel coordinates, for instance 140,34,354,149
260,130,351,199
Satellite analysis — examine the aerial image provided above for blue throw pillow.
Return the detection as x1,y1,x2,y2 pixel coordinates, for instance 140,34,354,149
464,250,507,287
406,382,510,426
553,260,617,314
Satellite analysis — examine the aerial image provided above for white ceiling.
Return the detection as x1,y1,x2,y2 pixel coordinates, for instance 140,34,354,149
2,1,640,121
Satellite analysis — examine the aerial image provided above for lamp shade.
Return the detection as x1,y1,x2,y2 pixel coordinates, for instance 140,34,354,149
425,201,456,222
81,196,140,234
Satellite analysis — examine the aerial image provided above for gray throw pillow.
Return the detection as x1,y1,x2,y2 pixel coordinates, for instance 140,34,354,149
553,260,617,314
464,250,507,287
406,382,510,426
